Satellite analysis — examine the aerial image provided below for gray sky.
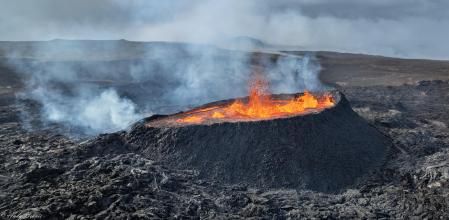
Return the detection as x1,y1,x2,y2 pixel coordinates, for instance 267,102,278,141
1,0,449,59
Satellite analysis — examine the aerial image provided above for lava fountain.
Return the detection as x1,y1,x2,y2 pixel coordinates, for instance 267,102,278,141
149,74,335,127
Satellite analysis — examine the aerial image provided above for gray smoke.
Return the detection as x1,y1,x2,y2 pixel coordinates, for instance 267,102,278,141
31,87,141,133
267,53,324,93
1,0,345,136
7,43,324,136
9,56,144,135
1,0,449,59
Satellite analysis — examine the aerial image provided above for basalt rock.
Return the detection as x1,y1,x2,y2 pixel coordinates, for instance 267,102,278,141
102,91,390,193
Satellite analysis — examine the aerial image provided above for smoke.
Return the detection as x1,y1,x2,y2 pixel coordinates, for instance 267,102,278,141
7,43,323,136
267,53,324,93
32,88,141,133
1,0,449,59
9,57,144,135
1,0,342,136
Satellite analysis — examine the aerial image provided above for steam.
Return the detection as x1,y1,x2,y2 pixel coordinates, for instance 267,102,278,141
7,43,324,136
1,0,449,59
1,0,445,137
267,53,324,93
1,0,337,136
32,88,141,133
10,58,144,135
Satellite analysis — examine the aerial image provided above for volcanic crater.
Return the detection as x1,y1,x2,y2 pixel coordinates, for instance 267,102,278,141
147,91,335,127
148,75,336,127
120,90,391,193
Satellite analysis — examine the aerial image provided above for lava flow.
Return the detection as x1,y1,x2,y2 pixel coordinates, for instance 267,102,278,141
174,74,335,124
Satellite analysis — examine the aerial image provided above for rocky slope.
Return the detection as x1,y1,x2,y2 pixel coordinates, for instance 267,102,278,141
0,80,448,219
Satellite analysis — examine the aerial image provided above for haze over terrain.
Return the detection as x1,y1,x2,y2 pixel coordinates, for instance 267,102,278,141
1,1,449,219
1,0,449,59
1,0,449,135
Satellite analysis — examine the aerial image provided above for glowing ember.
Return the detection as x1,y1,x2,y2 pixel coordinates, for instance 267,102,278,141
174,73,335,124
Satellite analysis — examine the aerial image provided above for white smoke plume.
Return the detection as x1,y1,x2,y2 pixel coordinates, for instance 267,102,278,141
6,43,323,136
9,56,145,135
267,53,324,93
32,87,141,133
1,1,342,136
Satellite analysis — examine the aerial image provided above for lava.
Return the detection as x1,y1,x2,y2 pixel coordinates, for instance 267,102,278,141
175,74,335,124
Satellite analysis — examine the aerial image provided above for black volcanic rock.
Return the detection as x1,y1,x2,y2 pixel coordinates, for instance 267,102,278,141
119,92,391,193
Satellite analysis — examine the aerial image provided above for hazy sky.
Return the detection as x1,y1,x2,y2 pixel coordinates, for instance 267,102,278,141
1,0,449,59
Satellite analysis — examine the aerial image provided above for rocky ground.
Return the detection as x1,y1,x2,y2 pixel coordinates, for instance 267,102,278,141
0,79,448,219
0,41,449,219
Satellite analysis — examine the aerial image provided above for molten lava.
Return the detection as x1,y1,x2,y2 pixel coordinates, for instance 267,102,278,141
175,74,335,124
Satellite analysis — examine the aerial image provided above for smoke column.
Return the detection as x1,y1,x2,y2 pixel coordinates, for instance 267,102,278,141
2,0,334,137
6,42,326,136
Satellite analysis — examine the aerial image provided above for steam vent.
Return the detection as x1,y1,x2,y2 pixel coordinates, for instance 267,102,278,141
116,91,390,193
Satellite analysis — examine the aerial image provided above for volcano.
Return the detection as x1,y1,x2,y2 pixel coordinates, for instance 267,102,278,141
119,90,390,193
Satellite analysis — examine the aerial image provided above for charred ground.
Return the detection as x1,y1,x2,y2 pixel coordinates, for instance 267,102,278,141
0,41,449,219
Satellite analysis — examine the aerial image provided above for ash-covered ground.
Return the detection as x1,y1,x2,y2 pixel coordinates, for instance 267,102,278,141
1,42,449,219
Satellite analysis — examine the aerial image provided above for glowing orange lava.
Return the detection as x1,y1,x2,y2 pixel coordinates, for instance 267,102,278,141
175,74,335,124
